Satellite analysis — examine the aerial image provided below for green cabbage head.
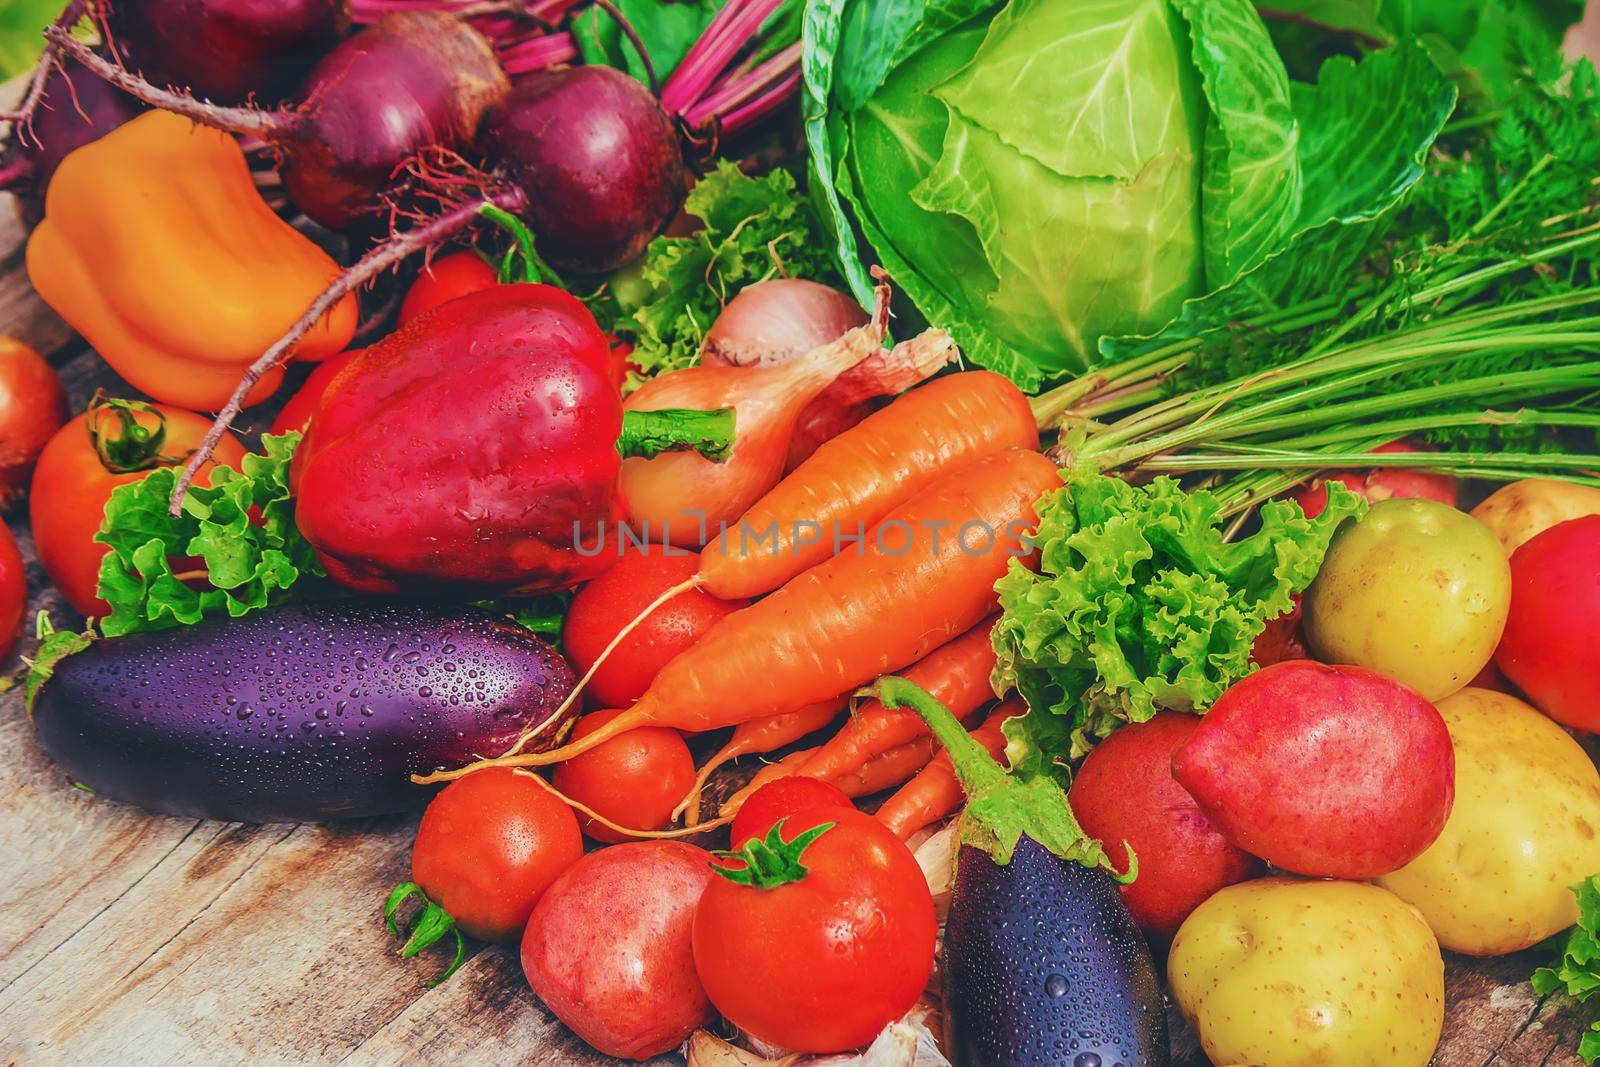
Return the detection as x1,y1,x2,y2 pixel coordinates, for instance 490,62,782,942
822,0,1304,387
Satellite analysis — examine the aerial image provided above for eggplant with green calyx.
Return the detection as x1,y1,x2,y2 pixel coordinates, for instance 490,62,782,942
27,601,576,823
866,678,1167,1067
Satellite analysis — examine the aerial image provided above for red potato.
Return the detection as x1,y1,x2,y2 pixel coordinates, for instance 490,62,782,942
1248,595,1307,668
1069,712,1263,943
1291,440,1458,519
551,709,697,843
1496,516,1600,731
521,841,714,1060
562,545,749,709
1172,660,1455,879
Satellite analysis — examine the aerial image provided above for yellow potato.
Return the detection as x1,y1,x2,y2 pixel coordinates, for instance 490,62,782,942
1303,498,1509,700
1169,878,1443,1067
1376,688,1600,955
1470,479,1600,555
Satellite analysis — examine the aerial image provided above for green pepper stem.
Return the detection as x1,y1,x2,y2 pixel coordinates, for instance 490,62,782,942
617,408,737,462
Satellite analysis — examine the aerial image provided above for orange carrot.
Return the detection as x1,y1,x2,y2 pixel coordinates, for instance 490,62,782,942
677,696,846,821
416,447,1061,781
832,736,937,798
876,698,1021,840
698,370,1039,599
795,617,997,784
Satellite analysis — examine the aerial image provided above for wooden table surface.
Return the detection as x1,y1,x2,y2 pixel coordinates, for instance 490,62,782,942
1,52,1597,1067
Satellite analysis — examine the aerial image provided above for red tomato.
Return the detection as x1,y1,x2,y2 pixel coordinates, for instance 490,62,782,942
0,521,25,658
552,708,696,843
1496,515,1600,731
563,545,748,708
1068,712,1263,942
399,251,499,325
693,807,937,1054
1292,440,1459,519
269,348,361,436
0,337,68,507
729,776,854,848
408,766,582,942
29,400,247,616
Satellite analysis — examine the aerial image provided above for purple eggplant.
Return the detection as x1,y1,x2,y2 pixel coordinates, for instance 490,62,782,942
30,601,575,822
864,678,1168,1067
944,838,1166,1066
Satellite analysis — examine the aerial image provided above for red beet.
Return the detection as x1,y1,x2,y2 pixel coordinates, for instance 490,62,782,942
1069,712,1263,943
485,66,686,274
109,0,349,105
1172,660,1455,879
54,12,508,229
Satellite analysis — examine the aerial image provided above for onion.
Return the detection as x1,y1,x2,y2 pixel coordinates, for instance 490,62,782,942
702,279,957,470
702,279,869,368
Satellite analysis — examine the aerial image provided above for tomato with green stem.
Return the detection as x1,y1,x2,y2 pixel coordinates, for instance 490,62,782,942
269,348,362,436
29,396,246,616
385,766,582,984
551,708,696,842
693,807,937,1054
729,776,853,848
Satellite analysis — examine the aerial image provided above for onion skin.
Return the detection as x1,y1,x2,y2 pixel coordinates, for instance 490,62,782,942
486,67,686,274
701,279,869,368
110,0,349,105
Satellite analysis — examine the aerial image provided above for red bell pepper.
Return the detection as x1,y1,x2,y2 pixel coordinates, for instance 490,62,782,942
291,284,730,595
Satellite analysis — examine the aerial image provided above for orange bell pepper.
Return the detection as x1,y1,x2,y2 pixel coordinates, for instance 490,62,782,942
26,110,358,411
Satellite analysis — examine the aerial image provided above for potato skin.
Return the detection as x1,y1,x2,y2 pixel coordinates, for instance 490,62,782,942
1303,498,1510,701
1471,478,1600,555
1376,688,1600,955
1169,878,1444,1067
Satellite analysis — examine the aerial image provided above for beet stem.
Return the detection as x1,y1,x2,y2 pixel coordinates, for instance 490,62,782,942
498,31,578,75
167,191,525,516
47,27,289,141
660,0,786,116
681,40,800,133
0,155,33,190
1,0,92,142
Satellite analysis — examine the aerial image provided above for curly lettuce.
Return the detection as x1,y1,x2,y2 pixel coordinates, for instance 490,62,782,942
1533,875,1600,1064
95,432,325,637
992,471,1363,770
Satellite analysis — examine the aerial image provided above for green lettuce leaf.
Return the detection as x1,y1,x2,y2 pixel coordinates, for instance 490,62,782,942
615,160,842,383
1533,875,1600,1064
992,472,1363,768
94,433,325,637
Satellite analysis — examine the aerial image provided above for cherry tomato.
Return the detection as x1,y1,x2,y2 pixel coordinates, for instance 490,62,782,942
29,398,246,616
693,807,937,1054
406,767,582,942
552,708,696,843
0,337,68,507
563,545,748,708
730,776,854,848
269,348,361,436
398,251,499,325
1291,439,1458,519
1496,515,1600,731
0,521,26,658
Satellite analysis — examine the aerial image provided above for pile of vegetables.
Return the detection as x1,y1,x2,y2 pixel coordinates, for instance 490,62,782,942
3,0,1600,1063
